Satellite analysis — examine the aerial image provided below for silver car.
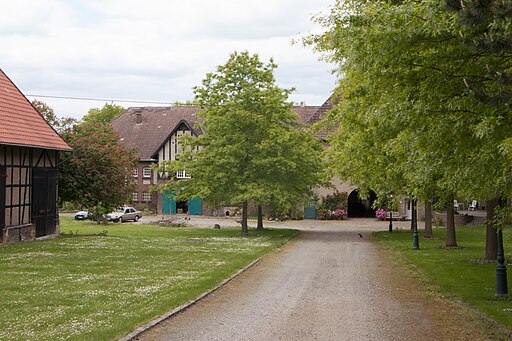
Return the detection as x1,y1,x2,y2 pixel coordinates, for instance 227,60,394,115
106,207,142,222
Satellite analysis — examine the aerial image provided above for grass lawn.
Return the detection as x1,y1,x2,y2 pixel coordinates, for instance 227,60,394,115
373,225,512,334
0,217,298,340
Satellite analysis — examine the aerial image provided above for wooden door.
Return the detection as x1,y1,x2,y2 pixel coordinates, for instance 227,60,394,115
188,197,202,215
161,191,176,215
304,199,317,219
0,166,6,237
32,168,58,237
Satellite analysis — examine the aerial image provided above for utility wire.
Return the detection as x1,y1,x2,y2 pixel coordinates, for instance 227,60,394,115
26,94,182,105
25,93,313,109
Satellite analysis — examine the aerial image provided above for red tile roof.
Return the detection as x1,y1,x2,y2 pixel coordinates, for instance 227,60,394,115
0,69,72,151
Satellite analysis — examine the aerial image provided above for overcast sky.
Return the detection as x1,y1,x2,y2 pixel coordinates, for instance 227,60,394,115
0,0,336,119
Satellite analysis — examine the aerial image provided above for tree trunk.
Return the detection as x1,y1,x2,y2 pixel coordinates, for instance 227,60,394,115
257,205,264,230
446,196,457,247
241,200,248,236
485,198,499,260
424,200,433,239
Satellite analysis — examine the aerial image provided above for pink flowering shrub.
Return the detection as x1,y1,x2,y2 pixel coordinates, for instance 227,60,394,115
317,191,348,220
375,208,387,220
318,209,346,220
333,209,346,219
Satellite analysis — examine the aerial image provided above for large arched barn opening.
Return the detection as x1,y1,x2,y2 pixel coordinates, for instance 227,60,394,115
347,190,377,218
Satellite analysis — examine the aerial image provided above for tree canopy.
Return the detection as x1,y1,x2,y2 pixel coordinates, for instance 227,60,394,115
160,51,324,234
305,0,512,248
59,121,138,219
32,100,77,133
82,103,125,125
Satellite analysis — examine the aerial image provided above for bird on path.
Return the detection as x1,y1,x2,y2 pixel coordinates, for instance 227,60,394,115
357,233,363,238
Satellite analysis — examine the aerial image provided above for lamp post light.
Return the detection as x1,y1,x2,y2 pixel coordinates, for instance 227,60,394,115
412,198,420,250
388,194,393,232
388,195,393,233
496,227,508,297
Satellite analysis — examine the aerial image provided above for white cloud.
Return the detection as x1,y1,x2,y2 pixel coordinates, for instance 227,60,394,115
0,0,336,119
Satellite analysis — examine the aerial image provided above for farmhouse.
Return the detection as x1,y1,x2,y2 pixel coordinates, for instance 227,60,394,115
111,106,204,214
0,69,72,243
112,99,419,219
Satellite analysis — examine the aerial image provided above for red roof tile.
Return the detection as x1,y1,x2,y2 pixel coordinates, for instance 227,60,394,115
0,69,72,151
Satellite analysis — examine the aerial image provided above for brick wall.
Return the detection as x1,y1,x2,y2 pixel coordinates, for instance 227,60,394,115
3,224,35,243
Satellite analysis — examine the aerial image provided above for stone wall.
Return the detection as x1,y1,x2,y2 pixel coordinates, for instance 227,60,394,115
433,212,473,227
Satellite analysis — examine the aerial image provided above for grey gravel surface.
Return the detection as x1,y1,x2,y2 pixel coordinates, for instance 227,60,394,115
136,219,438,341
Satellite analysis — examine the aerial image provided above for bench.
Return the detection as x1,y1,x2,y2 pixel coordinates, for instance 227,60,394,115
385,211,404,221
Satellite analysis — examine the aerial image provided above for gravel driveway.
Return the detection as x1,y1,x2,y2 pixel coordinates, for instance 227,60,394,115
135,218,452,341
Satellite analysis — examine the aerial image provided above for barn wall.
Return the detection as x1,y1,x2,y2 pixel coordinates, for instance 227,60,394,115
0,145,60,243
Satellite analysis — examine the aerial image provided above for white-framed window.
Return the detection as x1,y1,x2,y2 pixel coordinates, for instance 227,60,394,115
132,168,138,178
142,191,151,202
132,192,139,202
176,169,191,179
143,167,151,178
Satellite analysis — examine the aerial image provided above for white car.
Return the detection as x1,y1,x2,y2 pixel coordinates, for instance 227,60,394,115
74,210,89,220
105,207,142,222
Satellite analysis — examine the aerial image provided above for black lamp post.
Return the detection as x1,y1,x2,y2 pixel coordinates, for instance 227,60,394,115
496,227,508,297
412,198,420,250
388,195,393,232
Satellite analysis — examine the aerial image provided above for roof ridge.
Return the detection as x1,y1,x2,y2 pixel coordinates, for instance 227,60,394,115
0,68,72,151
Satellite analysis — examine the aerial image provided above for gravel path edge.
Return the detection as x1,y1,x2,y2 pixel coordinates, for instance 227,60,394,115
117,258,263,341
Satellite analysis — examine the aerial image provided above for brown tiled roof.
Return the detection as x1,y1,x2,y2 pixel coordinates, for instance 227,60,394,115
292,105,321,124
306,95,337,139
0,69,72,151
111,106,203,160
112,104,326,160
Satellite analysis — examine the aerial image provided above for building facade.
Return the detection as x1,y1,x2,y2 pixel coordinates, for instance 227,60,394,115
112,99,409,219
0,69,72,243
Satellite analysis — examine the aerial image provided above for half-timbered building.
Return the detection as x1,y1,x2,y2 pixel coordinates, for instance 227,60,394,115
111,103,343,216
111,106,203,214
0,69,72,243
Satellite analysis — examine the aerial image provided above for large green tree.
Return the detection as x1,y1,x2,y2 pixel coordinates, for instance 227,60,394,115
306,0,512,251
160,51,323,234
445,0,512,109
446,0,512,258
59,121,138,220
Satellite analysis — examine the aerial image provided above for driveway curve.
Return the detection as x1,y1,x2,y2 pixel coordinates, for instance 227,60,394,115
135,218,486,341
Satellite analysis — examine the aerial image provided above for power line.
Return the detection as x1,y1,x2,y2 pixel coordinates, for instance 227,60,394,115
26,93,317,109
26,94,179,105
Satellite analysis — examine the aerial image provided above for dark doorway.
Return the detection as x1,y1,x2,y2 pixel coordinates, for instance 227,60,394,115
348,190,377,218
176,200,188,214
32,168,58,237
